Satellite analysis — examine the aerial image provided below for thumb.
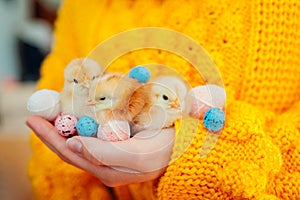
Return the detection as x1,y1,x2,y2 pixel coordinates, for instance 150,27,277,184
66,136,103,165
66,128,175,172
70,136,135,167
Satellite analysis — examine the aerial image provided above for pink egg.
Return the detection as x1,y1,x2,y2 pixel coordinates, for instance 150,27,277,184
186,84,226,119
55,114,78,137
189,99,211,119
97,120,130,141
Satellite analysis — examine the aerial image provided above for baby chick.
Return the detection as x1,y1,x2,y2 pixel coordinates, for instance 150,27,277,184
132,76,187,134
88,73,148,124
60,58,103,117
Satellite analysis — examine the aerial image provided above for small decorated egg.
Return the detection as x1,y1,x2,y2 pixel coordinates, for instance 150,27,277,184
55,114,78,137
97,120,130,141
77,116,99,137
203,108,225,132
186,84,226,119
27,89,60,121
129,66,150,83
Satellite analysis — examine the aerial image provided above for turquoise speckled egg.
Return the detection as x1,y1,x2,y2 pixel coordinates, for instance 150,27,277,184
77,116,99,137
129,66,150,83
203,108,225,132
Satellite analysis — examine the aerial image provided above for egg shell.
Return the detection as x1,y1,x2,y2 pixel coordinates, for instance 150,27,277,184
77,116,99,137
97,120,130,141
186,84,226,119
27,89,60,121
203,108,225,132
129,66,150,83
55,114,78,137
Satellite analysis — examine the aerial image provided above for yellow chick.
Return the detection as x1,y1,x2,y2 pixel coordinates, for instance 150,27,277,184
88,73,148,124
132,76,187,134
60,58,103,117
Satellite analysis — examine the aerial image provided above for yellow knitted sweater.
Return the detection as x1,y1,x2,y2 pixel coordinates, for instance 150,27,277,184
28,0,300,199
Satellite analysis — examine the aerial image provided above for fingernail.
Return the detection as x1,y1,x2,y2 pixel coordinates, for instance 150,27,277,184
66,138,82,153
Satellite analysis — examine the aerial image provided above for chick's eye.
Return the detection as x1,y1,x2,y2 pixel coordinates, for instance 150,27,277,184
92,76,96,80
73,79,79,84
99,97,106,101
162,94,169,101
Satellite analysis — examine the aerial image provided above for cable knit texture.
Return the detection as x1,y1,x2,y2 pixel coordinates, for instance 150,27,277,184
28,0,300,199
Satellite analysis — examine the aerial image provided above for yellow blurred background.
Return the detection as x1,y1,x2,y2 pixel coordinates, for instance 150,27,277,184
0,0,60,199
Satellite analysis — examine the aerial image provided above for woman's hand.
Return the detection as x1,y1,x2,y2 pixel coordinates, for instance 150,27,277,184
26,116,175,187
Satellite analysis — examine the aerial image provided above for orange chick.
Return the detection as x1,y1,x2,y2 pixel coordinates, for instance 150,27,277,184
87,73,148,125
132,76,187,134
60,58,103,117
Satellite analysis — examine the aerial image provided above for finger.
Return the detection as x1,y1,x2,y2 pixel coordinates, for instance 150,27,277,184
27,116,62,141
66,137,103,165
26,116,100,170
26,116,66,154
70,128,175,172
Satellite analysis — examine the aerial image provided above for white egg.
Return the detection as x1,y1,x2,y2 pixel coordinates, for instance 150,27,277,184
185,84,226,118
27,89,61,121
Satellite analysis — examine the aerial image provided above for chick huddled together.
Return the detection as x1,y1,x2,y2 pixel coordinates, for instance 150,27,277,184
27,57,226,141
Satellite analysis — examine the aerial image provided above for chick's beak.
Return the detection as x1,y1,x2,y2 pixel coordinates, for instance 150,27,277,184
86,99,96,106
83,80,90,88
170,98,181,109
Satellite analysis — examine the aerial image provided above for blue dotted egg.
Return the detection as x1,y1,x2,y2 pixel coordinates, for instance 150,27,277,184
129,66,150,83
77,116,99,136
203,108,225,132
